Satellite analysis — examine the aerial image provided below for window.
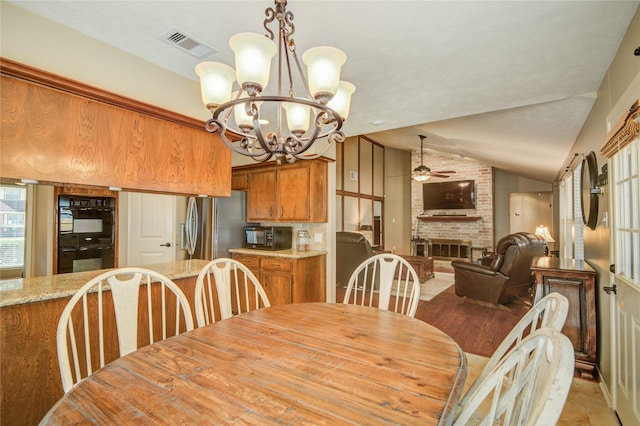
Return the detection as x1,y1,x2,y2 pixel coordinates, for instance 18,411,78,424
0,184,27,274
559,162,585,260
612,139,639,286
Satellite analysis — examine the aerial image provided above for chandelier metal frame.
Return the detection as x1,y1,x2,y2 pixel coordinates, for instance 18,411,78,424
203,0,346,164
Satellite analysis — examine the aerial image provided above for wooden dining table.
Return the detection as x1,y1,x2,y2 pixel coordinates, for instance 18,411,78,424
40,303,467,425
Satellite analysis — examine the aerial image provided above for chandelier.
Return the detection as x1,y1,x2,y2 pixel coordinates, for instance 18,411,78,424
195,0,355,164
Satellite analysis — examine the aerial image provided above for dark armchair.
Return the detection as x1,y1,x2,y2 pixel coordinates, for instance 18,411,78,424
452,232,546,304
336,231,374,287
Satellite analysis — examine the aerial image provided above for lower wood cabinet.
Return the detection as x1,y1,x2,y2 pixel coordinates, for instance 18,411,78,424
532,257,597,380
231,252,326,306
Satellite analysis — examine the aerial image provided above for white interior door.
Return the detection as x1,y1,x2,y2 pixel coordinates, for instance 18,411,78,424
610,139,640,426
127,192,176,266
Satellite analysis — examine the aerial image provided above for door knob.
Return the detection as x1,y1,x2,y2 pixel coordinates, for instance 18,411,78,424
160,242,171,247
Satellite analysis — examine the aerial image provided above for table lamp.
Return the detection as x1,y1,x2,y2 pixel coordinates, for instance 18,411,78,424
535,225,555,255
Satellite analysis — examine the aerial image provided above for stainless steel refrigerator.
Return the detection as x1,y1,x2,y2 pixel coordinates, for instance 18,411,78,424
183,191,249,260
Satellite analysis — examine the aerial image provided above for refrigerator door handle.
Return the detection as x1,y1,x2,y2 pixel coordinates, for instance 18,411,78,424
185,197,198,258
212,199,219,259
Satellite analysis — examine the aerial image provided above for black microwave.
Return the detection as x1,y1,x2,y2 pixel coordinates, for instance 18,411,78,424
244,226,292,250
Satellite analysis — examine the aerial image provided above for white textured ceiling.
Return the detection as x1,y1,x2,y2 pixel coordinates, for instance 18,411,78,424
7,0,638,182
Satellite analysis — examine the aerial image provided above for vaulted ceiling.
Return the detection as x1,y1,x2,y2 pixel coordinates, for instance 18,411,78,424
5,1,638,182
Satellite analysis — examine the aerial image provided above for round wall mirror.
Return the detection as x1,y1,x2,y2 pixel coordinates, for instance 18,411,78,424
581,151,599,230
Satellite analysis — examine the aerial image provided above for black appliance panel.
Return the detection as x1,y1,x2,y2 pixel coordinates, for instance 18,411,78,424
57,195,116,273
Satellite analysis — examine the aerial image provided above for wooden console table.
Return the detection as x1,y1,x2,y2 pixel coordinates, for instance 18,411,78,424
531,257,597,379
399,254,435,282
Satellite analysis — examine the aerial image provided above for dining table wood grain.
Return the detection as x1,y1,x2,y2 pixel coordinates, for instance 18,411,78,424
40,302,467,425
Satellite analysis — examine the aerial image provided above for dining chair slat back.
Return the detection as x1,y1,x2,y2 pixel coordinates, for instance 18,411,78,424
454,328,574,426
460,292,569,408
56,267,194,393
194,258,270,327
342,253,421,317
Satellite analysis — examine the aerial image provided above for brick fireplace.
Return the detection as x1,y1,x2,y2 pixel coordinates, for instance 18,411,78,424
411,152,494,271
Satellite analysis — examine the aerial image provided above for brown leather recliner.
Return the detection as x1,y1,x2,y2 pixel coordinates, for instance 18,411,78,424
452,232,546,304
336,231,374,287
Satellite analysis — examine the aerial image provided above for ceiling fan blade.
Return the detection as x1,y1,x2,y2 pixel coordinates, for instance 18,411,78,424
433,170,456,174
429,173,451,178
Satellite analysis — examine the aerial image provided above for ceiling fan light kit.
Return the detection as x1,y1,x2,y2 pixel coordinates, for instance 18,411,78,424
195,0,355,164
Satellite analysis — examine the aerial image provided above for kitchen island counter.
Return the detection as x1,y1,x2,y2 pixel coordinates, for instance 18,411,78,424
0,259,210,308
228,247,327,259
0,258,212,426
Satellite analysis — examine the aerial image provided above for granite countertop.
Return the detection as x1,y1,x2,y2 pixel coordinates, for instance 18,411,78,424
0,259,211,308
228,248,327,259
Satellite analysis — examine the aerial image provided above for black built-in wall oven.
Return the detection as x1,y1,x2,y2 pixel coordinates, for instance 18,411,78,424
57,195,116,274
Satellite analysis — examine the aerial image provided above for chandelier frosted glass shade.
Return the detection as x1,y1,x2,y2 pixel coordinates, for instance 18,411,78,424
195,62,236,109
195,0,355,164
302,46,346,103
229,32,277,94
328,81,356,120
282,102,311,135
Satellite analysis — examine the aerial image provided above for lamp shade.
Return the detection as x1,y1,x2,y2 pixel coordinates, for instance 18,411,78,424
302,46,346,102
327,81,356,120
229,32,277,93
282,102,311,134
195,62,236,109
535,225,555,242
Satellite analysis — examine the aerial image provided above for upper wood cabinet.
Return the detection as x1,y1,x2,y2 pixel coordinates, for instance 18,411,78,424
247,169,278,221
233,159,328,223
0,59,231,197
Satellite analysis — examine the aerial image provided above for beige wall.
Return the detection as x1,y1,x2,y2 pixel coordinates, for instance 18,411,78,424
494,170,553,243
0,2,207,122
560,8,640,396
384,148,412,254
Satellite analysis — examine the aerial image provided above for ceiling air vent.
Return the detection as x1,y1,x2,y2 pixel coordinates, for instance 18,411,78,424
162,29,215,59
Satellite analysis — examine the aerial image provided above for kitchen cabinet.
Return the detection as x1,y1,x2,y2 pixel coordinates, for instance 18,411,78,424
532,257,597,379
1,59,231,197
231,172,249,191
231,251,326,306
247,169,278,221
234,159,328,223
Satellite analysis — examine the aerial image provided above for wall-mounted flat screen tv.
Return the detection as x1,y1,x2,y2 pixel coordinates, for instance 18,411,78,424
422,179,476,210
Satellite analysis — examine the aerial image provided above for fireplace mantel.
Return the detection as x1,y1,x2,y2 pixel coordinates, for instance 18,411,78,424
418,216,482,222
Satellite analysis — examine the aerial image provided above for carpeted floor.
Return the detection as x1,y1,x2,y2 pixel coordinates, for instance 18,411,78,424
414,285,530,357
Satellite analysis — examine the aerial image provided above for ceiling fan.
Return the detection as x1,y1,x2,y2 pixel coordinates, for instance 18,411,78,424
412,135,456,181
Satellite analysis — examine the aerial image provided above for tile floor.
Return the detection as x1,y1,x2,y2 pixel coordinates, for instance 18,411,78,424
465,353,620,425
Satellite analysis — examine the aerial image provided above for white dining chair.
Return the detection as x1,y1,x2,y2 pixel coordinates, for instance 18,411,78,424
56,267,194,393
194,258,270,327
454,328,574,425
459,292,569,408
342,253,421,317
